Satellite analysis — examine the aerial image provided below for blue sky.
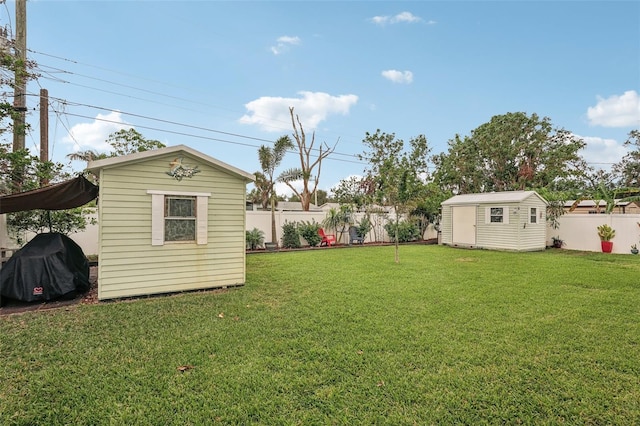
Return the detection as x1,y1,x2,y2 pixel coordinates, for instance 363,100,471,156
2,1,639,196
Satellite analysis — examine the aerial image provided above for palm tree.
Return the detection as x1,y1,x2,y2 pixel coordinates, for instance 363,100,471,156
66,150,108,163
257,135,294,245
252,171,270,209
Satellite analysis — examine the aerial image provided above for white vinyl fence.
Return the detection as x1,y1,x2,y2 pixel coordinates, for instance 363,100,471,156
245,210,438,247
1,210,438,256
547,214,640,255
4,212,638,256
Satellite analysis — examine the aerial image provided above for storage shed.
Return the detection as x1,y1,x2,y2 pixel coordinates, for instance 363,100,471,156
440,191,548,251
87,145,254,300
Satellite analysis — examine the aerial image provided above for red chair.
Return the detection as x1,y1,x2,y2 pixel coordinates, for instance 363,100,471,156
318,228,336,246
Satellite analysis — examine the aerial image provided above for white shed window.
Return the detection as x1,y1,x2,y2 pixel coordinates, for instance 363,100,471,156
147,190,210,246
485,206,509,224
490,207,504,223
530,207,537,224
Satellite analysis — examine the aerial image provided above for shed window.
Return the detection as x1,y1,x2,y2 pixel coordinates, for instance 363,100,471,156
530,207,537,224
484,206,509,224
165,196,196,241
147,190,210,246
490,207,504,223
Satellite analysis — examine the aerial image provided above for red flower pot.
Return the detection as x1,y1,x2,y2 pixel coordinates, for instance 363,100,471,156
601,241,613,253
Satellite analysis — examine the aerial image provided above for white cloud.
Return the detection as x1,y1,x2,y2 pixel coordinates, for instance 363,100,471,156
370,11,423,26
239,91,358,132
587,90,640,127
382,69,413,84
62,111,131,154
578,134,627,170
270,35,301,55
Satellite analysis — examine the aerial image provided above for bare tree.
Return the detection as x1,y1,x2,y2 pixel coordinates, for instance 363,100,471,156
278,107,338,211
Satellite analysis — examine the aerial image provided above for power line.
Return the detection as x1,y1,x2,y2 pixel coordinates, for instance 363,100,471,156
29,49,306,136
59,110,364,166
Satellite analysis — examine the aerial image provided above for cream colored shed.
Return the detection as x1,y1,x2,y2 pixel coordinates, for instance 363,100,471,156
440,191,548,251
87,145,254,300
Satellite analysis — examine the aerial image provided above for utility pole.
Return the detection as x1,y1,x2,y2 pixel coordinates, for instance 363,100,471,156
40,88,49,186
12,0,27,152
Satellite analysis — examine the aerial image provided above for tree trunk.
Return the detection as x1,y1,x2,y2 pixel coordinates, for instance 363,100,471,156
270,198,277,245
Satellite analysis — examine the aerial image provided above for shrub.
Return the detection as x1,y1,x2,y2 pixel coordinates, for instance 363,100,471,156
356,217,372,239
281,221,301,249
246,228,265,250
384,220,420,243
298,220,322,247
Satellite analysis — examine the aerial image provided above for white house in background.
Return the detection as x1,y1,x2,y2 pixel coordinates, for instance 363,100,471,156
440,191,548,252
564,199,640,215
87,145,254,300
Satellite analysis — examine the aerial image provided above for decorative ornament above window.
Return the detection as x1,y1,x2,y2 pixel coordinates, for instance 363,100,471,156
167,157,201,181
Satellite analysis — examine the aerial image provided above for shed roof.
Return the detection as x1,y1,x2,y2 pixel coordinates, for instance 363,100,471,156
87,144,255,182
442,190,548,206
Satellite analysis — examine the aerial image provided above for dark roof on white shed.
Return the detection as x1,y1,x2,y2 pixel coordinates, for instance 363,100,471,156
442,190,548,206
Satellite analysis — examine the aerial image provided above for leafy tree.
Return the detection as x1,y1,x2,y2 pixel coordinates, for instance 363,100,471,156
410,182,450,239
359,130,431,263
384,220,420,243
67,129,165,166
257,135,294,245
613,130,640,187
288,193,301,203
106,128,165,157
279,107,337,211
569,167,640,215
432,112,586,194
313,189,331,206
332,176,370,211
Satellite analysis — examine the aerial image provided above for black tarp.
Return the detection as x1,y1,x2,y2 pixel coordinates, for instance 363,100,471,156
0,175,98,214
0,233,90,303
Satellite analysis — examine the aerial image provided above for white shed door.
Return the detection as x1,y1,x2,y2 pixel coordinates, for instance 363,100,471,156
452,206,477,245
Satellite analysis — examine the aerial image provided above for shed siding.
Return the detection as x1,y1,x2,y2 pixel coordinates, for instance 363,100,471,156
476,203,520,250
515,196,547,251
440,205,453,245
97,152,247,300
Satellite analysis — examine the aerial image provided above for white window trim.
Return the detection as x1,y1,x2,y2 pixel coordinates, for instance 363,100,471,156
147,190,211,246
484,206,510,225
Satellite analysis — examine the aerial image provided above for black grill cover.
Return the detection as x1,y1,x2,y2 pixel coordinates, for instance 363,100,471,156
1,233,90,303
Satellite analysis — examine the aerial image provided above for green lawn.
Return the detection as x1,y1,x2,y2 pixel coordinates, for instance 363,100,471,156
1,245,639,424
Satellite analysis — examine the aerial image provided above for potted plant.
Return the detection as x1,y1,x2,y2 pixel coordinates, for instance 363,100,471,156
631,244,639,255
551,236,564,248
596,224,615,253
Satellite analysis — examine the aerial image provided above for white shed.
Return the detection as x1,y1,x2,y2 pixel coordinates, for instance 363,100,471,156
440,191,548,251
87,145,254,300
